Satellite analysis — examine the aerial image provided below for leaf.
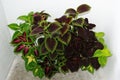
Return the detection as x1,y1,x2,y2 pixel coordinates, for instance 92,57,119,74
12,31,21,40
33,66,45,78
87,65,94,74
19,23,30,32
58,32,71,45
77,4,91,13
39,43,48,55
60,24,70,36
17,15,29,22
95,32,105,38
98,57,107,67
45,37,58,53
93,48,112,57
48,22,62,33
31,27,43,35
8,23,19,30
65,8,77,18
72,18,84,27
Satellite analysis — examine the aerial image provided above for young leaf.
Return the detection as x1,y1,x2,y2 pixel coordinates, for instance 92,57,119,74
8,23,19,30
45,37,58,53
87,65,94,74
77,4,91,13
57,32,71,45
33,66,45,78
95,32,105,38
48,22,62,34
19,23,30,32
98,57,107,67
93,48,112,57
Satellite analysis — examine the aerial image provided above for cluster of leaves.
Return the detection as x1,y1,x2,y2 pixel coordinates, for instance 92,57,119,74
8,4,112,79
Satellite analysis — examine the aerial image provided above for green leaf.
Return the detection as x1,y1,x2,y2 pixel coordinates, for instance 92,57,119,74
33,66,44,78
81,66,87,71
87,65,94,74
19,23,30,32
17,15,28,22
57,32,71,45
8,23,19,30
45,37,58,53
12,31,21,40
77,4,91,13
98,57,107,67
95,32,105,38
93,48,112,57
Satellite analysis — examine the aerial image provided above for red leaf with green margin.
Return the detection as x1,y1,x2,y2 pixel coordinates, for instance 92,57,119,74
55,16,72,24
77,4,91,13
39,43,48,55
72,18,84,27
31,26,43,35
45,37,58,53
60,24,70,36
48,22,61,33
23,46,29,55
58,32,71,45
65,8,77,18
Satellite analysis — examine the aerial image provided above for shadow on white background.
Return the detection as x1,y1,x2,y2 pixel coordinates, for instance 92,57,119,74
0,0,120,80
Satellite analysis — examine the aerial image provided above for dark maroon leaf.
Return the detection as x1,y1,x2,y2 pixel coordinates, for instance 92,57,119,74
65,8,77,18
34,49,39,57
15,44,25,52
77,4,91,13
33,13,41,24
12,38,21,44
61,65,68,72
72,18,84,27
90,58,100,70
60,24,70,36
55,16,72,24
87,23,96,29
58,32,71,45
49,52,57,60
38,38,44,45
45,37,58,53
56,43,64,51
48,22,61,33
40,43,48,55
23,46,29,55
31,26,43,35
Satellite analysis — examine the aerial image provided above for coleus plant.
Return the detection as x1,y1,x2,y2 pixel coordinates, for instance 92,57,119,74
8,4,112,79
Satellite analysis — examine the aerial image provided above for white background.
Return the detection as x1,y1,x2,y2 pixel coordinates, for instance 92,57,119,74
0,0,120,80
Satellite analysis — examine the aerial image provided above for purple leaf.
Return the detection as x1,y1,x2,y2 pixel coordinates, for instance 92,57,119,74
77,4,91,13
31,26,43,35
45,37,58,53
65,8,77,18
60,24,70,36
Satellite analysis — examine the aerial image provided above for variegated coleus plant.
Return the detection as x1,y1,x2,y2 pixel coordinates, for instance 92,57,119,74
8,4,112,79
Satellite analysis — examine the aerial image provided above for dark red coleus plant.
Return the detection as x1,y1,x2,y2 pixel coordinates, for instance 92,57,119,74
8,4,112,79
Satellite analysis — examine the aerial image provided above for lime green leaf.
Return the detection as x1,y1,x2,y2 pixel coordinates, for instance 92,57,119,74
98,38,104,44
20,23,30,32
93,48,112,57
98,57,107,67
26,54,36,65
8,23,19,30
33,66,44,78
81,66,87,71
95,32,105,38
12,31,21,40
45,37,58,53
17,15,28,22
87,65,94,74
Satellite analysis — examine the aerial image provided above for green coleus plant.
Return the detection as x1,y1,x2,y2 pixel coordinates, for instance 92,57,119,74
8,4,112,79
